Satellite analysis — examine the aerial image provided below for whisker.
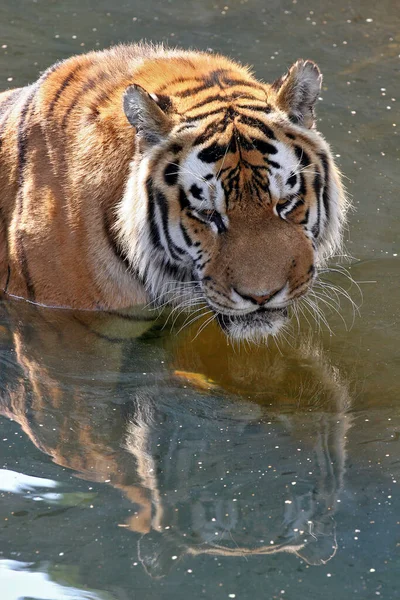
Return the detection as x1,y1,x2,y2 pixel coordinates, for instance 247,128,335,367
192,313,218,340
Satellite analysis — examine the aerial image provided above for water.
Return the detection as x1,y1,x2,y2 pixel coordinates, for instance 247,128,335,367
0,0,399,598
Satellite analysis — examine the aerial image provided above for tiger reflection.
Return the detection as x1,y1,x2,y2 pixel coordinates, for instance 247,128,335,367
0,299,352,577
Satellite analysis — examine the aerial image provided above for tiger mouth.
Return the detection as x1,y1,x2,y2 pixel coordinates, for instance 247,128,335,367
216,307,289,338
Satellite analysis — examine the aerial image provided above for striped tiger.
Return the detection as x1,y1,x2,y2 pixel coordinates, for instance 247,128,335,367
0,43,347,341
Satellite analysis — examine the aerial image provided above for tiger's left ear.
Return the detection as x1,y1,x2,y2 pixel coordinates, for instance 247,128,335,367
272,60,322,129
123,84,174,145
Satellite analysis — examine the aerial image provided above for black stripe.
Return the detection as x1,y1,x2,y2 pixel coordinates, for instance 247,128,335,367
182,103,269,124
219,77,265,91
193,120,225,146
178,187,190,210
175,83,217,98
311,171,322,238
182,108,226,123
198,142,230,163
103,211,132,271
157,76,197,93
265,159,280,169
164,161,179,186
236,103,272,113
318,152,331,223
186,92,260,113
168,143,183,154
294,145,311,168
61,71,110,127
180,223,193,247
186,211,206,226
146,178,164,253
300,208,310,225
299,173,306,196
47,65,84,117
290,197,305,212
173,69,231,98
155,190,185,260
189,183,204,200
250,137,278,155
238,114,276,140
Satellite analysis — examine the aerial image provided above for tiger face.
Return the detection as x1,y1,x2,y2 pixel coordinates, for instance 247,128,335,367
118,58,346,341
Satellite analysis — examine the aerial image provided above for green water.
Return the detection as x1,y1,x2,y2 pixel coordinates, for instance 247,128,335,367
0,0,399,598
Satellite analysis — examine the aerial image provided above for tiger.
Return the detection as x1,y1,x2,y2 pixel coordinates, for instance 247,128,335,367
0,43,347,341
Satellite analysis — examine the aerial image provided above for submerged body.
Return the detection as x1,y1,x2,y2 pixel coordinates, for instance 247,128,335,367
0,44,347,340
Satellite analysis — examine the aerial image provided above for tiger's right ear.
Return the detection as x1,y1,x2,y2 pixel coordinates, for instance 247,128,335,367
123,84,174,145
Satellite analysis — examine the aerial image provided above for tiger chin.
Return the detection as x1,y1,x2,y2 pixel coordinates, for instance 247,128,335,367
0,43,348,342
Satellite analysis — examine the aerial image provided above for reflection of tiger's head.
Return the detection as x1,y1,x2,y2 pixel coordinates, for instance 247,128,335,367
117,52,347,341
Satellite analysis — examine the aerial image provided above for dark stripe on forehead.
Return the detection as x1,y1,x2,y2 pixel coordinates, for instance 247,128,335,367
186,92,261,113
238,114,276,140
174,74,265,99
250,137,278,155
175,83,218,98
198,142,230,163
236,103,272,113
220,77,265,91
182,107,225,123
193,120,224,146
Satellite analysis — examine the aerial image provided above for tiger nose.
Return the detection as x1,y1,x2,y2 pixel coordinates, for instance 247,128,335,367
235,288,282,305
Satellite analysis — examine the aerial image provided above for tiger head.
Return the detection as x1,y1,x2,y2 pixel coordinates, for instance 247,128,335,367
117,55,347,341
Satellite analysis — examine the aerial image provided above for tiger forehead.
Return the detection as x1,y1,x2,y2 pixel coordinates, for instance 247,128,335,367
156,67,269,107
